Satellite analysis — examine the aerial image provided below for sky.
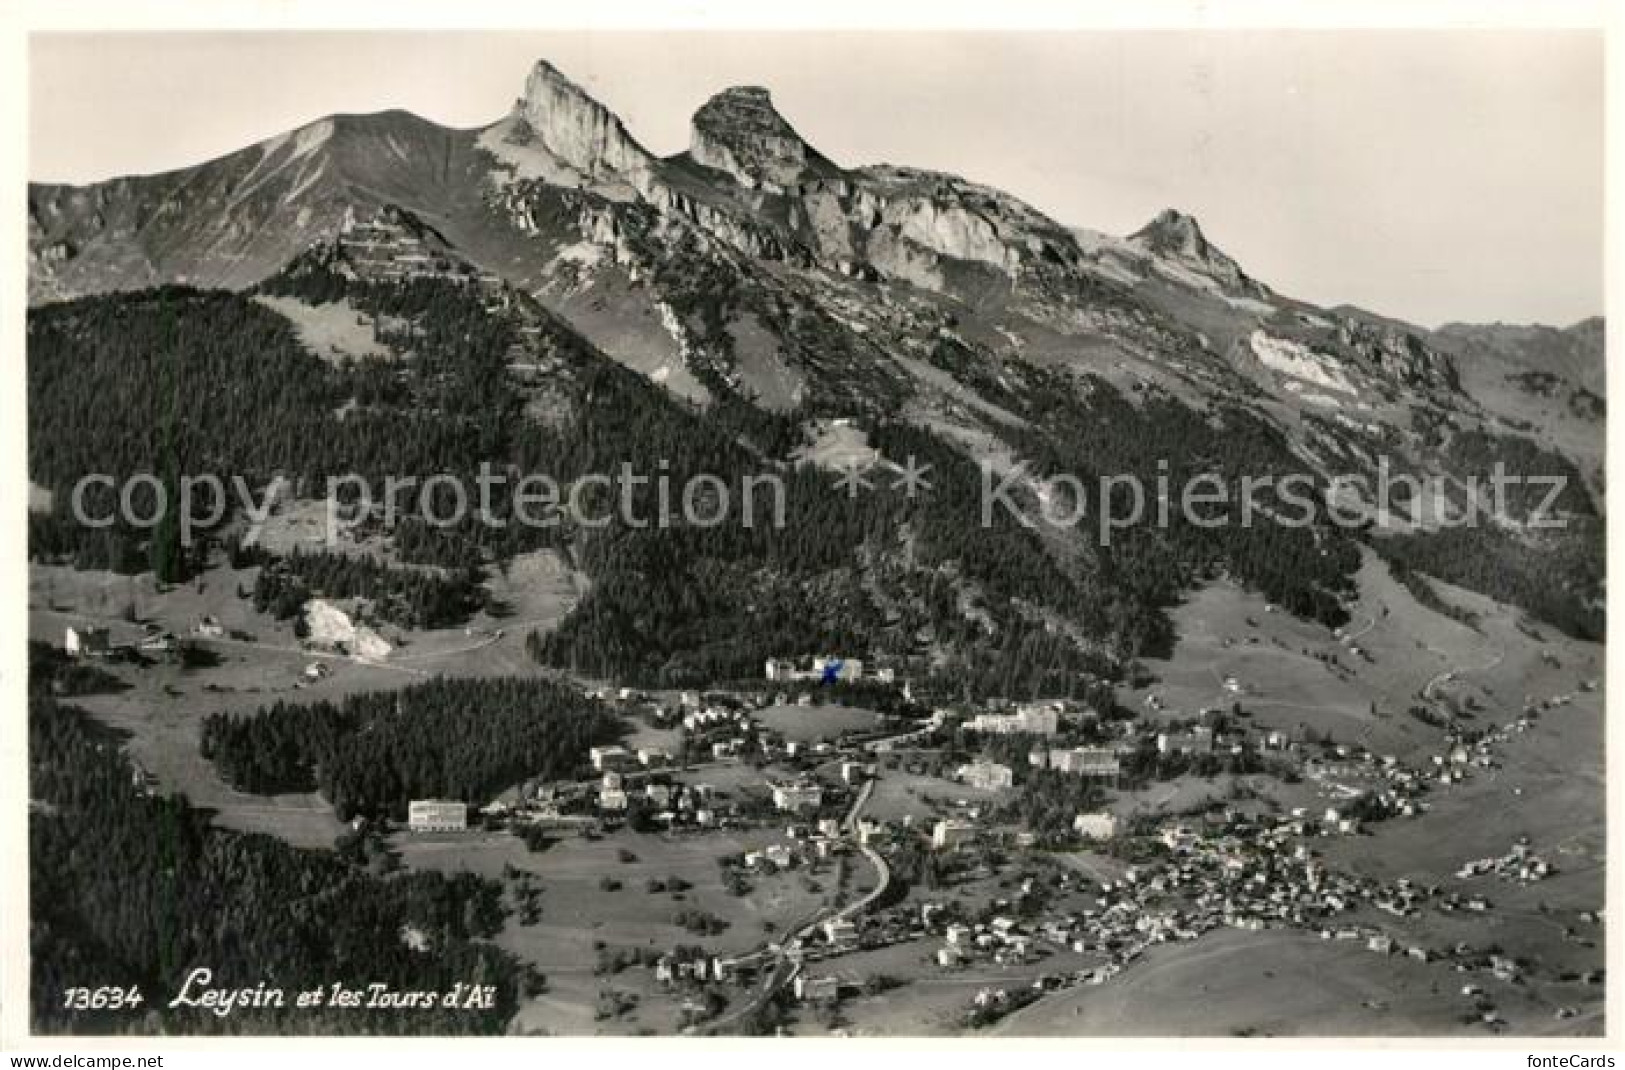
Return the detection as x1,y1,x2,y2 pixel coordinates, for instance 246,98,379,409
28,30,1604,327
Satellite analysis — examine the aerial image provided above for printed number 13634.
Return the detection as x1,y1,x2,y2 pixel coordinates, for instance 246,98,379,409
62,986,146,1010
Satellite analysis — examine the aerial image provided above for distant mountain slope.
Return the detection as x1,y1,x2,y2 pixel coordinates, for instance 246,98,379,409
1434,318,1604,397
29,111,491,302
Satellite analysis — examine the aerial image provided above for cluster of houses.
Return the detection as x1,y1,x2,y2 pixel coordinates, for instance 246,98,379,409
392,665,1591,1031
1304,745,1435,821
1305,684,1578,834
64,623,182,659
654,948,790,990
629,672,1592,1030
1455,839,1553,884
938,915,1040,969
602,775,725,826
910,807,1459,997
648,788,1562,1024
665,695,854,766
764,655,893,685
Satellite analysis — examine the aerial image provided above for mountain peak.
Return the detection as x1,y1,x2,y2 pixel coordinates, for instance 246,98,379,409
1130,208,1210,259
689,85,837,190
508,59,656,182
1127,206,1269,300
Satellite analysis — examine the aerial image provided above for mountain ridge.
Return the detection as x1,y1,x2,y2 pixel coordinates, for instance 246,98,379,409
30,58,1601,511
24,56,1607,696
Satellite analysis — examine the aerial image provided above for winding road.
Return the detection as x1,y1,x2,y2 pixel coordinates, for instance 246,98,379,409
700,774,891,1035
1421,642,1506,701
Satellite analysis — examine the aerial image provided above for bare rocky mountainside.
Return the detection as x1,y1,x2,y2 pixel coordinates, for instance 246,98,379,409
28,59,1605,666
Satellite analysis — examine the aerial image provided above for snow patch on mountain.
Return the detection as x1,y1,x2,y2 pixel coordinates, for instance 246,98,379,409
232,119,337,209
284,160,328,205
292,119,335,161
1249,331,1356,394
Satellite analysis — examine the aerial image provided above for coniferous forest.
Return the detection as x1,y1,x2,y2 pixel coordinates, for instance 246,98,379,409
29,266,1602,696
200,676,624,820
29,674,539,1035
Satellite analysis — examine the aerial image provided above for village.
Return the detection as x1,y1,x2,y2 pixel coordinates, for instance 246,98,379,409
51,613,1605,1036
345,648,1596,1033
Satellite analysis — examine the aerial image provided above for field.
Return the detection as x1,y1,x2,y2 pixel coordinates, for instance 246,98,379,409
989,928,1586,1037
756,702,883,743
254,293,393,364
1123,547,1602,764
861,764,1006,826
394,825,869,1035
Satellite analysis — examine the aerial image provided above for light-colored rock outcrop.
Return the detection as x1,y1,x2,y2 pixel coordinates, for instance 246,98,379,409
689,86,837,191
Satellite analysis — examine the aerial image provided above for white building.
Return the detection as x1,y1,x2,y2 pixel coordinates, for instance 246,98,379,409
1073,812,1118,840
823,918,858,947
932,819,977,850
64,625,112,658
795,975,841,1002
812,655,863,683
1049,747,1121,778
956,760,1014,791
589,745,634,772
969,706,1059,737
407,800,467,833
772,782,824,812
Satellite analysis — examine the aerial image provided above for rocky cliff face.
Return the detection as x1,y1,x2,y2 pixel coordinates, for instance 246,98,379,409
510,60,658,186
1335,319,1460,393
688,86,838,191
